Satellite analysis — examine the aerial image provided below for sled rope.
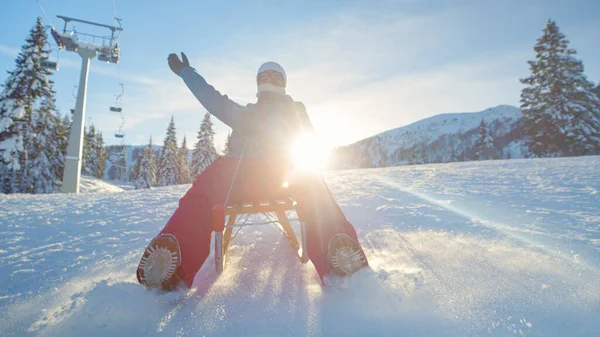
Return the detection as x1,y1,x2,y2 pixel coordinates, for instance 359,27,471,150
264,211,289,237
224,138,249,207
252,140,286,185
230,213,250,242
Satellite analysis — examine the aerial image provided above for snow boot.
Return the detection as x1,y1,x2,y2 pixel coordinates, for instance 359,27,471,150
327,233,368,276
137,234,186,291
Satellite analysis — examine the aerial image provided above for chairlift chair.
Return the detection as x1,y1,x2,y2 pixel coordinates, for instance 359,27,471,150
98,43,120,64
39,60,59,71
110,83,124,112
114,114,125,138
51,16,123,64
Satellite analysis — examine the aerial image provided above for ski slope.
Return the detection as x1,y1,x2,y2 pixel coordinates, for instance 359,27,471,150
1,156,599,337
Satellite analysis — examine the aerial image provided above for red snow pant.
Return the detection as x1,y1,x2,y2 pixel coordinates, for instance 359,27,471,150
157,156,363,288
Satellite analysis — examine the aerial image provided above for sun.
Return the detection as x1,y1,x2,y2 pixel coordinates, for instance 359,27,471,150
291,134,330,171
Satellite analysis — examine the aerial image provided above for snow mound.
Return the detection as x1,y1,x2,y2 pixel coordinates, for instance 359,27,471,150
79,175,124,193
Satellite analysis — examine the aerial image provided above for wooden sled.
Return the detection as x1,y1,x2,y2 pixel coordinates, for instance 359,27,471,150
211,198,309,274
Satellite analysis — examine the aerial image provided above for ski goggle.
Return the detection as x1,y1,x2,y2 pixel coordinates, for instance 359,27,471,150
257,70,285,87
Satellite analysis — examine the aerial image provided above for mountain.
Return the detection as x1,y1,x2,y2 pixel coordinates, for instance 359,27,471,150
328,105,526,169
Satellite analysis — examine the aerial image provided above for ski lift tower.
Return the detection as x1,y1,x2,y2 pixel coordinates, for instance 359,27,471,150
51,15,123,193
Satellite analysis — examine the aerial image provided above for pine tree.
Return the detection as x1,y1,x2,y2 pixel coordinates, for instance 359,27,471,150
191,112,217,178
177,135,191,184
593,83,600,100
148,138,157,186
21,96,64,193
410,146,422,165
223,131,232,155
95,130,106,179
131,149,141,185
82,125,96,176
55,113,70,180
134,137,158,189
0,17,63,193
475,119,494,160
449,140,458,162
82,125,105,179
520,19,600,157
157,116,179,186
421,144,429,164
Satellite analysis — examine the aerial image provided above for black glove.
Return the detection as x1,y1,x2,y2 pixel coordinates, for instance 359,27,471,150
168,52,190,75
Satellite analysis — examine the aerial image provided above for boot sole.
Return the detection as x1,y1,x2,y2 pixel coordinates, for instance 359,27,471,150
137,234,182,289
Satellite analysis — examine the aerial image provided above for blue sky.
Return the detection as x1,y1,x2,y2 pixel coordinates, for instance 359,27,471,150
1,0,599,151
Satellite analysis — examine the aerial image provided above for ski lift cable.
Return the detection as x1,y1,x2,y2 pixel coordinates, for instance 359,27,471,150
35,0,55,29
105,0,126,143
111,0,123,40
34,0,62,71
112,0,117,28
116,82,124,104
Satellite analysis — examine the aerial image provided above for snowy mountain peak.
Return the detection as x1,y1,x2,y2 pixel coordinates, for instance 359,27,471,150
377,105,520,145
329,105,523,169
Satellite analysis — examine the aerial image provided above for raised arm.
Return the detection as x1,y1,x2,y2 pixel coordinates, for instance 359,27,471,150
293,101,314,134
168,52,246,130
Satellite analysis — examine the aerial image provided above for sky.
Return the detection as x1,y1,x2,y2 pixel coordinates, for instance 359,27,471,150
1,0,599,151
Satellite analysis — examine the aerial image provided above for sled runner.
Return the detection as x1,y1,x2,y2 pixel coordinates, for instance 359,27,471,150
212,197,309,274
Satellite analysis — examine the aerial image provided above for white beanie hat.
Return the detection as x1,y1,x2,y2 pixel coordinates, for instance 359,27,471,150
257,61,287,96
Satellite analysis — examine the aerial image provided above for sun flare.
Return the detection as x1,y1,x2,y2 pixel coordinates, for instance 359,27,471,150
291,134,330,171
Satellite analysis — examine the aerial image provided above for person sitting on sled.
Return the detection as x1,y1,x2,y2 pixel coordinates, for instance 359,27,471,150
136,52,368,291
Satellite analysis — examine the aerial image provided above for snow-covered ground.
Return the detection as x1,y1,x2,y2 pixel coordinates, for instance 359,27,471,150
79,175,126,194
1,156,599,336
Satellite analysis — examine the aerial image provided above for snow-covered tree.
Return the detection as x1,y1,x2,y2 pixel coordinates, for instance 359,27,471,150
475,119,494,160
449,140,458,162
82,126,105,179
520,19,600,157
421,144,429,164
157,116,179,186
19,95,65,193
82,125,94,176
0,17,64,193
191,112,217,178
80,124,105,179
95,131,106,179
53,112,70,181
410,146,423,165
177,135,191,184
223,131,232,155
131,152,141,183
134,137,157,189
593,83,600,100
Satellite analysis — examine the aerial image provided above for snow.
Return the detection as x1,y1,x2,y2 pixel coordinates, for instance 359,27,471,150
0,98,25,120
375,105,521,158
0,136,23,170
1,156,600,336
333,105,524,169
79,175,125,194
